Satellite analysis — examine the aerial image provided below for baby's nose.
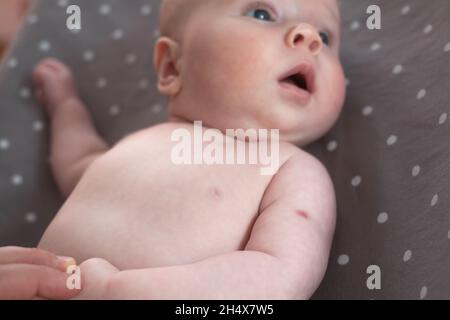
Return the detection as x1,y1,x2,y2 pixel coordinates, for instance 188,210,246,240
285,23,323,56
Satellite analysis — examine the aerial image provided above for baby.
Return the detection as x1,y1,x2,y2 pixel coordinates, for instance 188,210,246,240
35,0,345,299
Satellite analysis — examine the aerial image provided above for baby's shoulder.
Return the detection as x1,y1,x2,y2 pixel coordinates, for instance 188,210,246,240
274,145,334,194
278,143,325,171
258,145,336,230
113,122,183,147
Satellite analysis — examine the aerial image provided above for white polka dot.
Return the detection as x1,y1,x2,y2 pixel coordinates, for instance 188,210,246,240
96,78,107,88
392,64,403,75
377,212,389,224
83,50,95,62
11,174,24,186
140,4,152,16
139,79,149,89
0,138,10,150
112,29,124,40
33,120,45,132
7,57,18,69
423,24,433,34
109,105,121,116
349,20,360,31
362,105,373,116
420,286,428,299
326,140,338,152
412,165,421,177
351,176,362,187
125,53,137,65
57,0,69,7
20,87,31,99
153,29,161,38
99,4,111,15
27,14,38,24
152,104,162,114
401,5,411,15
38,40,51,52
25,212,37,224
387,135,398,146
337,254,350,266
370,42,381,51
444,42,450,53
416,89,426,100
438,113,447,125
403,250,412,262
431,194,439,207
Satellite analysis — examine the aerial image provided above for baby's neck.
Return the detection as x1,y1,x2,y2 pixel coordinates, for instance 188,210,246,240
168,114,217,133
168,114,192,125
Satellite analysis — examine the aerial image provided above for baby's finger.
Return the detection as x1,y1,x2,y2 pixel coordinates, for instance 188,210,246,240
0,264,81,300
0,246,76,272
34,88,45,105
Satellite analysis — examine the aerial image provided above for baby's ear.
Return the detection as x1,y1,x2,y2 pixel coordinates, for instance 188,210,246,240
153,37,182,96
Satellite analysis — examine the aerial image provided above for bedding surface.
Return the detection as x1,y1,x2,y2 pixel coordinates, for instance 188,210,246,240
0,0,449,299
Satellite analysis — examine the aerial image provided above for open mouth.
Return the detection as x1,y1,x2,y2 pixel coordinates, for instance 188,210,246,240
282,73,308,91
278,63,315,96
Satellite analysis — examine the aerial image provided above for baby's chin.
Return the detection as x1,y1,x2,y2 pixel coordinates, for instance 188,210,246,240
170,104,331,146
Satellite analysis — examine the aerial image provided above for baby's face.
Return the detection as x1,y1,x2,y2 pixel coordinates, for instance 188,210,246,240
161,0,346,146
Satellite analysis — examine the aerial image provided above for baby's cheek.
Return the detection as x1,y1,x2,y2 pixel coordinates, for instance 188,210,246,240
217,42,266,84
187,17,276,89
212,29,272,80
323,58,346,111
332,66,346,111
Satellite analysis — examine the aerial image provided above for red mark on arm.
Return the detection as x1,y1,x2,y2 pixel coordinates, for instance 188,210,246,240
296,210,309,219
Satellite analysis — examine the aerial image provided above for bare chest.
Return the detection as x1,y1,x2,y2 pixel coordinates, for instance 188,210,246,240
39,127,288,270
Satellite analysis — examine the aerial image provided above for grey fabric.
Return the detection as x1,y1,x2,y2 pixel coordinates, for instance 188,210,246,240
0,0,449,299
308,0,450,299
0,0,166,246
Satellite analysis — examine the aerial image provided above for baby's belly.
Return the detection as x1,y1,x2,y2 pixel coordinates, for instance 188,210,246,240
38,142,271,270
40,201,257,270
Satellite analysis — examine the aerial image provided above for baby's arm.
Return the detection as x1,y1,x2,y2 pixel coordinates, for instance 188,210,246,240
79,150,336,299
33,59,110,197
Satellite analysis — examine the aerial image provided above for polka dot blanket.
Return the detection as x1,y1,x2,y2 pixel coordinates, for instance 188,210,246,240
0,0,449,299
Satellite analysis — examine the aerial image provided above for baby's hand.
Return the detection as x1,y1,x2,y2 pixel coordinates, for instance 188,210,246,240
32,58,78,116
75,258,119,300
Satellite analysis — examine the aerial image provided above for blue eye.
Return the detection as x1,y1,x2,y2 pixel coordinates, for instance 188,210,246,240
319,31,330,46
246,8,274,22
